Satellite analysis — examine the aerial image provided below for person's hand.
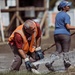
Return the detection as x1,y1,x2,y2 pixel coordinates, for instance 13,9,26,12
24,58,32,71
24,58,38,71
35,47,44,60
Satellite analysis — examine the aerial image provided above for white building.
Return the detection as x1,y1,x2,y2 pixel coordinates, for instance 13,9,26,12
0,0,16,27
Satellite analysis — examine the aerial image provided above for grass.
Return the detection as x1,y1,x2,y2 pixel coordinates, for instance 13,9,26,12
0,70,75,75
0,71,37,75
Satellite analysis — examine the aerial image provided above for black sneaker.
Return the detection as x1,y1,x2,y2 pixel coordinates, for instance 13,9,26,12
45,62,54,71
31,64,39,70
64,60,71,70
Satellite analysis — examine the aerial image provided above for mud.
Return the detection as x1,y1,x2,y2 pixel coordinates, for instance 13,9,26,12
0,29,75,73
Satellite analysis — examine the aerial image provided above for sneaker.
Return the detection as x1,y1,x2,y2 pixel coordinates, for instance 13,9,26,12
31,68,40,74
64,60,71,70
31,64,39,70
45,62,54,71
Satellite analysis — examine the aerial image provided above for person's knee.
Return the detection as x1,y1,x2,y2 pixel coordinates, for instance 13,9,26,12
16,55,22,64
10,55,22,71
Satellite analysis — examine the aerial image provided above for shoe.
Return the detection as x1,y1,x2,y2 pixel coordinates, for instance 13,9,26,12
64,60,71,70
45,62,54,71
31,68,40,74
31,64,39,70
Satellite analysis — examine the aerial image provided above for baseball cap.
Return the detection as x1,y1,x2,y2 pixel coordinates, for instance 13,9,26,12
59,1,72,8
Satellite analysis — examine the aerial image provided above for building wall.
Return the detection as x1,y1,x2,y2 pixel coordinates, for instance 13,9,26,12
7,0,16,7
0,0,16,26
0,0,5,9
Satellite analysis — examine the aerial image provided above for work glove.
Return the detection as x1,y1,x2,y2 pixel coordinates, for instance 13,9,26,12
24,58,38,71
35,47,44,60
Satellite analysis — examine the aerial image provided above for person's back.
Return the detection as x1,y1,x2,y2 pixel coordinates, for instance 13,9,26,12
54,11,70,35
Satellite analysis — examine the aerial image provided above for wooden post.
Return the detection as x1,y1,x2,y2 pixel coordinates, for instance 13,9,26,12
16,0,19,27
41,0,49,39
0,7,5,42
16,15,24,24
44,0,49,10
40,11,47,29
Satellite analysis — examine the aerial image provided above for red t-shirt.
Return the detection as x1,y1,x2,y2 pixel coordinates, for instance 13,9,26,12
9,22,41,49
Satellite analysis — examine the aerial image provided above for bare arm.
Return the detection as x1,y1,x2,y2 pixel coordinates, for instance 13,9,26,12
36,37,41,47
66,24,75,30
18,49,26,59
36,22,41,47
